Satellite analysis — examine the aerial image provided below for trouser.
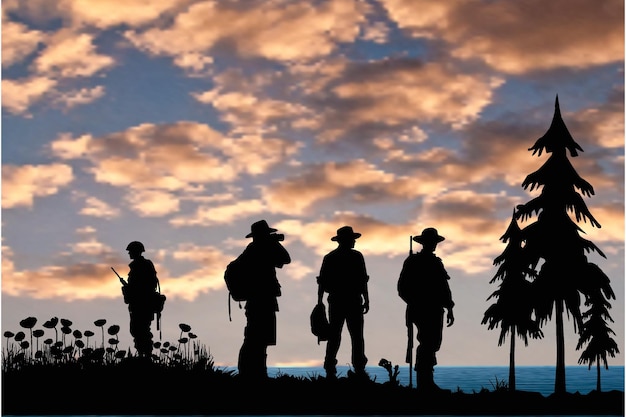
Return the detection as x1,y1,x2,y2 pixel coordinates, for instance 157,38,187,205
324,300,367,375
411,308,444,386
238,307,276,379
129,308,154,356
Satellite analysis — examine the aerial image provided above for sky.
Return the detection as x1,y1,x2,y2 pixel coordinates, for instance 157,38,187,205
1,0,624,372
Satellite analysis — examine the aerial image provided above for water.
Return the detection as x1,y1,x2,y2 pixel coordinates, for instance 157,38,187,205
258,365,625,396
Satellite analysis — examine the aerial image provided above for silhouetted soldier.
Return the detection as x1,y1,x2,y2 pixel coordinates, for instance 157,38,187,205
238,220,291,380
317,226,370,380
398,228,454,392
125,241,158,358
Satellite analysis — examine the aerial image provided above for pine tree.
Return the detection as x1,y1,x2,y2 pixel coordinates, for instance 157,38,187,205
576,264,618,392
482,210,543,391
514,95,614,394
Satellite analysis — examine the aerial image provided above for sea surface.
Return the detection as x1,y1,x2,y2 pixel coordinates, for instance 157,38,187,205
253,365,625,396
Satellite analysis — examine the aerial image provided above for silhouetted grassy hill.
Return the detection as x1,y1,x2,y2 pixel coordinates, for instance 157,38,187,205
2,358,623,415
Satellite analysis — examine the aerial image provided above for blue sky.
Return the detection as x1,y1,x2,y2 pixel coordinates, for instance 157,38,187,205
2,0,624,371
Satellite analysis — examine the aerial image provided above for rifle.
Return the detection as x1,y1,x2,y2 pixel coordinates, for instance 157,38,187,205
405,235,414,388
111,267,128,286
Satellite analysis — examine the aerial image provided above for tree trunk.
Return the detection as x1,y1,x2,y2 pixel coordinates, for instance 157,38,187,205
509,328,516,392
555,299,566,394
596,360,601,392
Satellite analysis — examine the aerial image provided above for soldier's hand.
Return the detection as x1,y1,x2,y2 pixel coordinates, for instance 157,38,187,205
446,309,455,327
362,301,370,314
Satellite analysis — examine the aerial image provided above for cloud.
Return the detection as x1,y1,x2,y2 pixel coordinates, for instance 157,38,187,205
79,196,122,219
2,164,74,208
62,0,188,28
170,198,266,227
125,0,367,63
284,260,315,281
193,89,312,134
2,0,187,29
33,30,115,78
381,0,624,74
1,18,44,68
54,85,105,109
124,189,180,217
1,76,58,114
262,160,397,215
305,58,504,143
50,121,300,193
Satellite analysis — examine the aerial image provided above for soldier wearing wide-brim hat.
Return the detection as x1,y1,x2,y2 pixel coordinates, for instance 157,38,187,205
237,219,290,380
398,227,455,393
317,225,370,380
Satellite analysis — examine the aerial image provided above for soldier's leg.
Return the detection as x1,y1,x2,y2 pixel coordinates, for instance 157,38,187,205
324,302,346,377
345,307,367,374
130,309,153,357
415,310,445,391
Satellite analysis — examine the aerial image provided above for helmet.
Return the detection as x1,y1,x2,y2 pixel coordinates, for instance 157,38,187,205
126,241,145,253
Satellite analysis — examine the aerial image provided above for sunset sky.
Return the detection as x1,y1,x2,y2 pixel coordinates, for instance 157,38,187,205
2,0,624,371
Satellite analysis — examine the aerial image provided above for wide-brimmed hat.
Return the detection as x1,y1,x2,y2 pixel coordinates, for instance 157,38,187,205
245,220,278,238
331,225,362,242
412,227,445,244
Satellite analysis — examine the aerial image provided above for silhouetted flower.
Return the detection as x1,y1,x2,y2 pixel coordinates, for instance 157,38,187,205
43,338,53,345
94,319,106,327
75,340,85,349
189,333,197,339
19,341,29,349
43,317,59,328
106,347,115,354
163,341,170,348
179,323,191,332
61,326,72,335
60,319,72,327
73,330,83,339
62,346,73,354
84,330,94,337
108,338,119,345
19,317,37,329
154,342,161,348
35,350,43,359
160,348,168,354
168,346,177,352
107,325,120,336
4,331,14,338
33,329,44,338
14,331,25,342
178,337,188,344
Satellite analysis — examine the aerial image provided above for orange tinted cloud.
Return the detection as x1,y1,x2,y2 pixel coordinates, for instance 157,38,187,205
126,0,367,63
1,18,44,68
382,0,623,74
2,76,58,114
2,164,74,208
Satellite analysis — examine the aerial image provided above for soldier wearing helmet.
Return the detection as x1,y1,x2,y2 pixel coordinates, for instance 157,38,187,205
125,240,158,357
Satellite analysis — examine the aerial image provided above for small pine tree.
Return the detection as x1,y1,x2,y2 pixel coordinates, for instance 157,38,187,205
483,210,543,391
576,273,619,392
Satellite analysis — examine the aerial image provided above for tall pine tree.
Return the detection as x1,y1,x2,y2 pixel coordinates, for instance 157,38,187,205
514,96,613,394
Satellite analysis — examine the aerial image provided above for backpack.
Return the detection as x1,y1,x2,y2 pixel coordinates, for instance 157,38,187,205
310,303,330,344
224,253,251,321
397,253,418,304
